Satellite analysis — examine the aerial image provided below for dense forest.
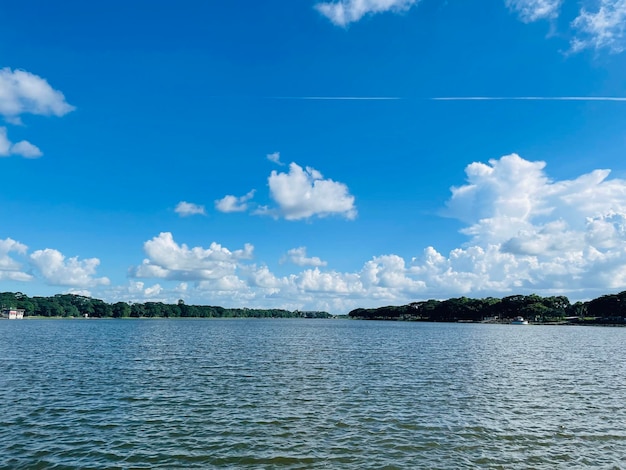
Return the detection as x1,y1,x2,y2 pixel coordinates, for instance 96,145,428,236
0,292,331,319
349,291,626,324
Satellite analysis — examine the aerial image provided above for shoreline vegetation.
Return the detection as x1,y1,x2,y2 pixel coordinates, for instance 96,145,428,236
348,291,626,326
0,292,330,319
1,291,626,325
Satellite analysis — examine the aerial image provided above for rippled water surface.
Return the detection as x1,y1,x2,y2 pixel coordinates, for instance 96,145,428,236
1,319,625,469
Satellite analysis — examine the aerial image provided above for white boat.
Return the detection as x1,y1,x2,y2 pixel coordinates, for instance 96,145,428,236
511,316,528,325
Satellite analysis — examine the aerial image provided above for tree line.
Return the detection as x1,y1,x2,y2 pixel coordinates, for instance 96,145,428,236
3,291,626,323
348,291,626,324
0,292,331,319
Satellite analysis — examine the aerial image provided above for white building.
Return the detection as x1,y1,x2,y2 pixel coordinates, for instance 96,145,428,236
2,308,25,319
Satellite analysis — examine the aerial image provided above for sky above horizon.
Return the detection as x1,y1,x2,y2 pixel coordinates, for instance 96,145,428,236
1,0,626,313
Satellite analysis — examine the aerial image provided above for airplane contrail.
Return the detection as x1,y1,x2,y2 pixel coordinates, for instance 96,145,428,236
432,96,626,101
273,96,626,101
275,96,401,100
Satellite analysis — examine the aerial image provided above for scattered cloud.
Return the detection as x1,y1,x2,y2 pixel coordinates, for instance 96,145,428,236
267,151,284,165
506,0,563,22
0,127,43,158
215,190,256,213
0,67,75,119
0,237,33,281
123,154,626,312
282,247,328,267
313,0,626,55
264,162,356,220
570,0,626,53
30,248,110,287
505,0,626,54
8,154,626,312
175,201,206,217
0,68,74,157
315,0,420,26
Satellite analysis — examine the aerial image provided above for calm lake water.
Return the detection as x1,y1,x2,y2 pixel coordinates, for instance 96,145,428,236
1,319,625,469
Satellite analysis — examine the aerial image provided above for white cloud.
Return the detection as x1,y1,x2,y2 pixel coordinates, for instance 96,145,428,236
505,0,626,53
131,232,254,281
0,127,43,158
570,0,626,53
0,67,75,119
282,247,328,267
30,248,110,287
315,0,420,26
267,151,284,165
313,0,626,55
0,237,33,282
8,139,42,158
144,284,163,297
265,162,356,220
120,155,626,312
0,127,10,155
506,0,563,22
175,201,206,217
0,68,73,158
215,190,256,213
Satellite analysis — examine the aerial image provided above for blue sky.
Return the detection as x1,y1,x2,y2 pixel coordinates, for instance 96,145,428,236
1,0,626,313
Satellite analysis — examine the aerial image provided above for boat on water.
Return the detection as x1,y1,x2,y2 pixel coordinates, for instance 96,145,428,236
511,316,528,325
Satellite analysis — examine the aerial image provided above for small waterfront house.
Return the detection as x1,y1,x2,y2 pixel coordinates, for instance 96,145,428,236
1,308,25,319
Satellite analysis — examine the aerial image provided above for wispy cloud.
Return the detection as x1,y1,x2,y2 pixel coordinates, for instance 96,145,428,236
315,0,420,27
267,151,284,165
505,0,563,22
175,201,206,217
314,0,626,55
281,247,328,267
570,0,626,53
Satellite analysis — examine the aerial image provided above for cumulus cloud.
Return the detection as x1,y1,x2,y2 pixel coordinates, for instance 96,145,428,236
265,162,356,220
570,0,626,53
0,67,75,119
427,153,626,296
0,237,33,281
125,155,626,312
506,0,562,22
175,201,206,217
131,232,254,281
215,190,256,213
0,68,74,157
315,0,420,26
30,248,110,287
282,247,328,267
0,127,43,158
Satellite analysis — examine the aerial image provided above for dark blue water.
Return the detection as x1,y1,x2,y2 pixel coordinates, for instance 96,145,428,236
1,319,625,469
